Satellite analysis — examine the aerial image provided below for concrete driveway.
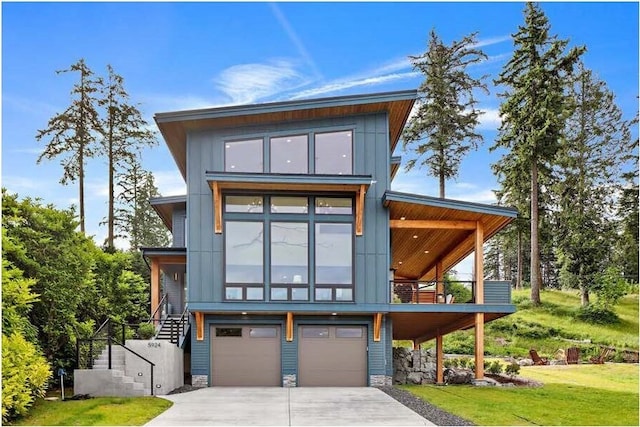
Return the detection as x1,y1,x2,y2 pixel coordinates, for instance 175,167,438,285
145,387,434,426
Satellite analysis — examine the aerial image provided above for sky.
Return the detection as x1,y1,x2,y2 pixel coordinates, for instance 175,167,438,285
2,1,638,277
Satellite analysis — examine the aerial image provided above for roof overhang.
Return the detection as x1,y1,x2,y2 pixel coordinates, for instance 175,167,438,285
140,247,186,265
383,191,518,281
155,90,417,179
150,195,187,231
205,172,372,194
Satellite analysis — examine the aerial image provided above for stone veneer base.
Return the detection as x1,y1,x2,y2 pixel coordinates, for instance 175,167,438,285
191,375,208,388
370,375,392,386
282,374,297,387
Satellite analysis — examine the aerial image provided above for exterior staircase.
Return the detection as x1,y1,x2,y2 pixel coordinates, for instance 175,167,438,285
91,345,150,396
155,314,189,346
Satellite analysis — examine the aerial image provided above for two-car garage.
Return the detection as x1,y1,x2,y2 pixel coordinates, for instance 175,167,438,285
209,324,367,387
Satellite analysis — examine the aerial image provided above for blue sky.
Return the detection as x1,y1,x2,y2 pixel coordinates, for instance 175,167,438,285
2,1,639,273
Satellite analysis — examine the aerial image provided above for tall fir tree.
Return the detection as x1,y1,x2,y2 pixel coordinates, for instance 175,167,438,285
35,59,102,233
492,2,584,305
115,158,170,249
403,30,488,198
99,65,157,250
555,62,630,305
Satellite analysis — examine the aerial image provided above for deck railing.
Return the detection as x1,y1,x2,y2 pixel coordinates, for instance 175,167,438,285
390,280,475,304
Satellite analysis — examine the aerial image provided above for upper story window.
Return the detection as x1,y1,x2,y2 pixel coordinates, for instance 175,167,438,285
315,131,353,175
223,129,353,175
270,135,308,174
225,139,263,172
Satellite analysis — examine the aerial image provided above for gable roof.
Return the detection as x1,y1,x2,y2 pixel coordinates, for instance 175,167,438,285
155,90,417,179
150,195,187,231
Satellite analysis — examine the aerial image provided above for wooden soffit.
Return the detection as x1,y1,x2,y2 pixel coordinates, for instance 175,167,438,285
155,90,417,179
149,195,187,231
384,191,517,281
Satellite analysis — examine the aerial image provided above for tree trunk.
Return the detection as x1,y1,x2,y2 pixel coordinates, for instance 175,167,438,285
580,287,590,307
439,172,445,198
530,160,541,305
107,117,114,249
79,147,85,233
516,228,523,290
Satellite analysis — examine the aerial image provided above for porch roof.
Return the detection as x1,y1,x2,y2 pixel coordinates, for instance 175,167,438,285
154,90,417,179
150,195,186,231
383,191,518,281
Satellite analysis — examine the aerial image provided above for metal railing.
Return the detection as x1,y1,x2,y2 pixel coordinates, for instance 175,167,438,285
167,305,189,346
76,318,156,395
148,293,169,327
390,280,475,304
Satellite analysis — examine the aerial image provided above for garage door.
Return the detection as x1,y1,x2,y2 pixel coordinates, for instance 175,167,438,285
210,325,281,386
298,325,367,386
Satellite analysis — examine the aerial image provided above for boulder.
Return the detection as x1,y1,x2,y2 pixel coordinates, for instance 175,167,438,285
444,368,473,384
407,372,423,385
518,358,534,366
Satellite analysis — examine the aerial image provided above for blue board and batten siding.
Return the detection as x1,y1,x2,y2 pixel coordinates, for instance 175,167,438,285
190,314,391,384
185,113,391,307
171,208,187,248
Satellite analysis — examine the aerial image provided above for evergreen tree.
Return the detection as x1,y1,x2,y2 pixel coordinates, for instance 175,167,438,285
35,59,102,233
492,2,584,305
116,159,170,249
99,65,157,250
403,30,488,198
555,63,630,305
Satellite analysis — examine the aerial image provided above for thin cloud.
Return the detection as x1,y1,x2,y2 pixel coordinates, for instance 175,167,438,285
471,35,512,48
216,59,310,105
289,71,418,100
478,108,502,131
269,3,323,80
153,170,186,196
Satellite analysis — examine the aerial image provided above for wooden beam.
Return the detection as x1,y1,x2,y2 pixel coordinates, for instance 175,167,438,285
195,312,204,341
475,312,484,379
213,181,222,234
356,184,366,236
436,334,444,384
475,221,484,304
373,313,383,342
150,257,161,326
389,220,477,230
286,312,294,342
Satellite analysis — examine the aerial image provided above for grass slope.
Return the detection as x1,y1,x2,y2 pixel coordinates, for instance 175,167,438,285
403,364,638,426
12,396,172,426
420,290,639,360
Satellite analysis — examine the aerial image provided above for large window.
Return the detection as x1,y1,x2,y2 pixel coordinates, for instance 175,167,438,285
223,130,353,175
225,139,263,172
315,131,353,175
270,135,308,173
223,195,354,302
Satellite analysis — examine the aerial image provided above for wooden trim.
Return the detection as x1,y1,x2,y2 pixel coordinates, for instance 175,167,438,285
435,261,444,300
389,220,477,230
373,313,383,342
475,221,484,304
436,334,444,384
356,184,366,236
195,312,204,341
474,312,484,379
412,340,419,350
150,258,161,324
286,312,294,342
213,181,222,234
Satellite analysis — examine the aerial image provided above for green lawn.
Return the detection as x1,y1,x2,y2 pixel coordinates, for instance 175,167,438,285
403,363,639,426
12,396,172,426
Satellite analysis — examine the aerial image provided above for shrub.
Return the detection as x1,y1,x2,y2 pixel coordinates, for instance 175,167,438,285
137,323,156,339
505,362,520,377
445,279,473,303
576,305,620,325
2,333,51,423
443,332,475,354
458,357,470,369
487,360,503,374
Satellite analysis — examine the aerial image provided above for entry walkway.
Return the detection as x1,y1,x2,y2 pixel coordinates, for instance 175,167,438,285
145,387,434,426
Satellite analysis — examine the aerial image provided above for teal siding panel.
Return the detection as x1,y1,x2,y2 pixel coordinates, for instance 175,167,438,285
355,254,366,304
172,208,186,247
190,315,210,377
485,281,512,304
385,317,393,376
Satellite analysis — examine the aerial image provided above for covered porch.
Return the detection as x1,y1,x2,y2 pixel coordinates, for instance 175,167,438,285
384,190,518,381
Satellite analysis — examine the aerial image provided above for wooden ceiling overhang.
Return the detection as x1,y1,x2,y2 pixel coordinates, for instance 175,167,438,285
150,195,187,231
206,172,372,236
383,191,518,281
140,247,186,265
389,307,515,343
154,90,417,180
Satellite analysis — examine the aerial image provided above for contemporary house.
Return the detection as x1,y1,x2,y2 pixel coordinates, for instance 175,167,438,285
143,90,518,388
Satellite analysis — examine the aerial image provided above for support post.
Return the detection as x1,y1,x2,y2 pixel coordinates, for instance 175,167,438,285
436,333,444,384
412,340,419,351
286,312,293,342
475,221,484,304
356,184,365,236
151,257,161,326
435,261,444,303
195,312,204,341
213,181,222,234
373,313,383,342
474,312,484,379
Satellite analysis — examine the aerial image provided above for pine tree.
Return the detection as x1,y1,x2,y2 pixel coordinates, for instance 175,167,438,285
99,65,157,250
403,30,488,198
492,3,584,305
555,63,629,305
35,59,102,233
115,158,170,249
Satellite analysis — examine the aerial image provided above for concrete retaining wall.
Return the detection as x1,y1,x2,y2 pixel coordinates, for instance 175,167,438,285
124,340,184,395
